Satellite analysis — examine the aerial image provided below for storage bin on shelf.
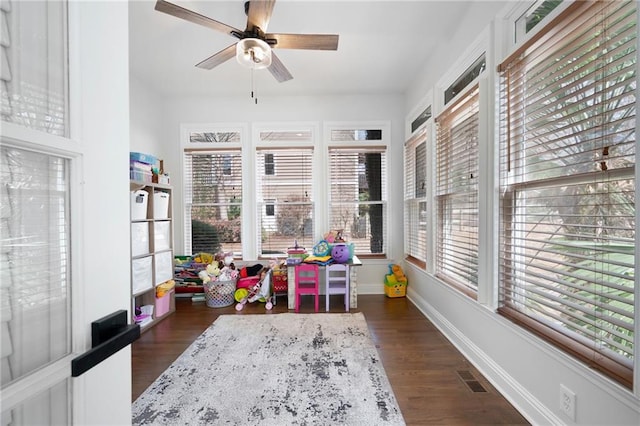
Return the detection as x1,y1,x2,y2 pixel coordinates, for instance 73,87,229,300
132,256,153,294
131,222,150,256
130,152,157,182
153,191,170,219
130,167,152,183
203,279,236,308
130,189,148,220
130,151,157,166
155,289,174,317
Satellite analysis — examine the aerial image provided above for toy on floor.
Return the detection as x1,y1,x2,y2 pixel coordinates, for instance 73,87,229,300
235,268,274,311
388,264,407,284
385,264,408,298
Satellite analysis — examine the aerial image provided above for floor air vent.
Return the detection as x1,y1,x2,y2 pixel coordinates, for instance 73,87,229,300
456,370,488,393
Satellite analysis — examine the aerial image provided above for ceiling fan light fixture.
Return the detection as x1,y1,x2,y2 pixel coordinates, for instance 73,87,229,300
236,38,272,69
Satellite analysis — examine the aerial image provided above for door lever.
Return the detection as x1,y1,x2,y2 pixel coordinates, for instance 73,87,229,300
71,310,140,377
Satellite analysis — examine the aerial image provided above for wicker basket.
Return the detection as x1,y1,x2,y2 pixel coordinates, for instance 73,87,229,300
203,279,236,308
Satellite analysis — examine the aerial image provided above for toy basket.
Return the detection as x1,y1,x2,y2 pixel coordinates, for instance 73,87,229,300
203,279,236,308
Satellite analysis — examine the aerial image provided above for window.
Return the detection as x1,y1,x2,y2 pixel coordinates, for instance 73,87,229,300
222,154,232,175
264,153,275,175
435,84,480,296
411,105,432,134
444,54,485,105
328,128,387,256
265,199,275,217
1,146,72,383
184,150,242,256
1,1,68,135
515,0,563,42
189,132,240,143
498,0,635,388
404,126,429,267
256,148,314,256
1,2,72,423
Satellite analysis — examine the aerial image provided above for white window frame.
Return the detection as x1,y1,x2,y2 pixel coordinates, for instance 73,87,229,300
252,122,319,258
325,121,391,258
433,24,493,300
496,0,638,389
180,123,246,257
403,123,430,268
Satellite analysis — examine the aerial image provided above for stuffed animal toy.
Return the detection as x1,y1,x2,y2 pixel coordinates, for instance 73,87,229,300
198,263,221,284
193,252,214,264
389,264,408,284
198,269,212,284
218,265,239,282
323,230,345,244
207,263,220,277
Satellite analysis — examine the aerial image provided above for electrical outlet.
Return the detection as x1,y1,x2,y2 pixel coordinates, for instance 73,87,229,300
560,384,576,421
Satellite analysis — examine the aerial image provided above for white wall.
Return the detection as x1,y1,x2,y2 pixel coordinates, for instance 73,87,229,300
127,92,407,293
129,74,167,159
405,1,505,112
403,2,640,425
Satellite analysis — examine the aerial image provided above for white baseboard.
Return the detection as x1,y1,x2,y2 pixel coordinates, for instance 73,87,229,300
406,287,563,426
356,281,386,295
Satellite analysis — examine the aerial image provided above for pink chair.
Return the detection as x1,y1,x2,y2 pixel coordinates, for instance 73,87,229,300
325,263,349,312
295,263,320,313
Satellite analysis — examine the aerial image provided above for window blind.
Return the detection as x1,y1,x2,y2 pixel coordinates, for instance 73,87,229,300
404,128,428,266
498,0,636,388
0,1,67,136
1,145,71,386
184,150,242,256
435,84,480,294
256,147,314,256
329,147,387,256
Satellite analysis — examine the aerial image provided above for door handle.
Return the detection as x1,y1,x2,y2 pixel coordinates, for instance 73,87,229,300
71,310,140,377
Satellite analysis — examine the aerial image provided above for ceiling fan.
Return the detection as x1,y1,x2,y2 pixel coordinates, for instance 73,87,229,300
154,0,339,82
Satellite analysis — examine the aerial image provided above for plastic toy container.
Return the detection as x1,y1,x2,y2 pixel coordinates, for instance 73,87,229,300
130,152,157,166
384,275,407,298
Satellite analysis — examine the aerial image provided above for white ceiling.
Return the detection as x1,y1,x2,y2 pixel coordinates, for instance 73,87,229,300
128,0,489,98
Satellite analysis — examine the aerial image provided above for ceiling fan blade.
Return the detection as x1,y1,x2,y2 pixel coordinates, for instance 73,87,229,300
268,52,293,83
155,0,242,38
246,0,276,33
195,44,237,70
265,33,339,50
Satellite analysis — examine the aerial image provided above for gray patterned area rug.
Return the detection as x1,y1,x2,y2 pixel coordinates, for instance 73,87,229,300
132,312,405,425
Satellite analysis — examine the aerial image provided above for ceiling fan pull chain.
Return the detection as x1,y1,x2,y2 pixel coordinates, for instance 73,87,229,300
251,68,258,105
251,68,254,99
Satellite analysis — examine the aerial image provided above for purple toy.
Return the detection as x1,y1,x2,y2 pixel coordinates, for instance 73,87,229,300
331,243,350,264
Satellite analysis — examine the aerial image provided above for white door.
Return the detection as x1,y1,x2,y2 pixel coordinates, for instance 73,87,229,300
1,1,132,425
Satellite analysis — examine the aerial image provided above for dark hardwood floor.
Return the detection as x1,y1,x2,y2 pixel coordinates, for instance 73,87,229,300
132,294,530,425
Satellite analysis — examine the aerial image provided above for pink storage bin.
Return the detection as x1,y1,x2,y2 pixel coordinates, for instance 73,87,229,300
155,289,173,317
